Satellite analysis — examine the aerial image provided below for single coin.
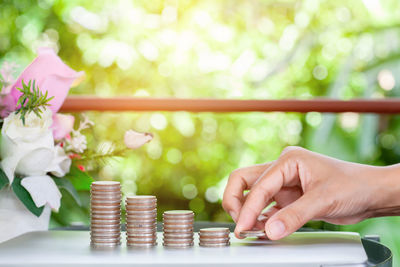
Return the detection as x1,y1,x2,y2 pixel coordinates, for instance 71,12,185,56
199,235,230,241
91,206,121,211
90,192,121,197
163,228,193,233
91,214,120,220
199,227,230,234
163,242,194,248
90,208,121,214
126,217,157,223
90,236,121,242
127,209,157,215
199,242,230,247
126,223,157,229
127,242,157,247
126,202,156,206
162,224,193,229
162,219,194,224
199,237,230,243
126,232,157,238
127,236,157,242
126,228,157,234
163,210,194,216
126,195,156,201
92,181,121,186
91,218,120,223
125,206,157,212
91,242,121,248
90,199,121,207
239,229,266,238
91,194,121,199
90,225,120,230
163,232,193,239
163,237,193,243
90,232,120,238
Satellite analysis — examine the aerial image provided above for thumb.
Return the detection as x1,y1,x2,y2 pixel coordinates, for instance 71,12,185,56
265,194,320,240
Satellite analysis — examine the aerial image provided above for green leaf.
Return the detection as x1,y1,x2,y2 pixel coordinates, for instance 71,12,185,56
52,176,82,207
64,165,94,191
12,177,44,217
0,168,9,190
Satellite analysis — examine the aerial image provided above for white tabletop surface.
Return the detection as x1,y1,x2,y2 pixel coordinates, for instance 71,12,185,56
0,230,368,266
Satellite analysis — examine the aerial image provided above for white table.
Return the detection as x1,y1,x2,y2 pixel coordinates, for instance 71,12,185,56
0,231,368,266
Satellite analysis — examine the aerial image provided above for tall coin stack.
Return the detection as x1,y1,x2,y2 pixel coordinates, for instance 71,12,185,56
163,210,194,248
199,227,230,247
125,195,158,248
90,181,121,248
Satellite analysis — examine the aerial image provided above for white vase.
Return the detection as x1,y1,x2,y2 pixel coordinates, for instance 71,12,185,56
0,187,51,243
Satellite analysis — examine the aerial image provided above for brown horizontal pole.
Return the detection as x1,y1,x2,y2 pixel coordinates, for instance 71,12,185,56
60,96,400,114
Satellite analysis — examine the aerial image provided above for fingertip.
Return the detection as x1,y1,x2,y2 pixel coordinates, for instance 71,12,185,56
265,219,287,240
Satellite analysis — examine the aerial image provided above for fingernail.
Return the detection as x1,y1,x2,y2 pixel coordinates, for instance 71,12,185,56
267,220,286,239
229,211,238,222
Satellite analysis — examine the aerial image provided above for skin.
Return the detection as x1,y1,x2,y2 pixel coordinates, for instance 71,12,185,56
222,146,400,240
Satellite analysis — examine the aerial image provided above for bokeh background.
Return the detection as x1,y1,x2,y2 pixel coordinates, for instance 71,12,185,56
1,0,400,262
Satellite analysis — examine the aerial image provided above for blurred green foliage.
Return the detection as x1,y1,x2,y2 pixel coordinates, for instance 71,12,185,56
1,0,400,262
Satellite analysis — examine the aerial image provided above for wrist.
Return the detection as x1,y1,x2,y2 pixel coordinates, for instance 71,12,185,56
367,164,400,217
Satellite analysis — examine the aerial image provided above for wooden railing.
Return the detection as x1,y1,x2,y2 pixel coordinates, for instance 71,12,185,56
60,96,400,114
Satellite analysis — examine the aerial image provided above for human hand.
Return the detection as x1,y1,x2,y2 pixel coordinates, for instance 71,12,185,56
222,146,400,240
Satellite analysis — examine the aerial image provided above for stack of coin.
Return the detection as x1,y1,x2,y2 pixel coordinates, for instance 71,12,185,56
199,227,230,247
163,210,194,248
125,195,157,248
90,181,121,248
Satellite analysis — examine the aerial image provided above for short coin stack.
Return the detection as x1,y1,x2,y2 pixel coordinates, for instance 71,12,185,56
90,181,121,248
163,210,194,248
125,195,157,248
199,227,230,247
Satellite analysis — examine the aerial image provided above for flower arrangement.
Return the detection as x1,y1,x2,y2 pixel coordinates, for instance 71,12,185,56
0,48,152,242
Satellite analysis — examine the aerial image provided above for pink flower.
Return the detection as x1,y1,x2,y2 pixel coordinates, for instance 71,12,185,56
51,114,75,140
7,47,84,114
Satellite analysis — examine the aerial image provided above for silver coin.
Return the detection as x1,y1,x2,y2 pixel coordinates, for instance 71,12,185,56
126,212,157,218
163,237,193,243
127,237,157,242
163,242,194,248
91,213,120,219
90,232,120,238
91,192,121,197
163,210,193,216
91,227,120,232
163,228,193,233
127,208,157,213
126,217,157,223
239,230,266,238
199,237,230,243
91,242,121,248
91,208,120,213
91,194,121,199
91,203,120,208
163,233,193,239
126,205,157,211
126,201,157,206
199,227,230,234
126,228,157,234
162,219,194,224
92,181,120,186
126,232,157,237
199,242,230,247
91,218,120,223
126,222,157,227
90,236,121,242
162,223,193,229
127,242,157,247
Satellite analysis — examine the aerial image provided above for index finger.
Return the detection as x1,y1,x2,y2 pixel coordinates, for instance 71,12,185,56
235,158,299,236
222,163,272,222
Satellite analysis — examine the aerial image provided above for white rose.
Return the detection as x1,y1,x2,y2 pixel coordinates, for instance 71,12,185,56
124,130,153,149
0,108,67,211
